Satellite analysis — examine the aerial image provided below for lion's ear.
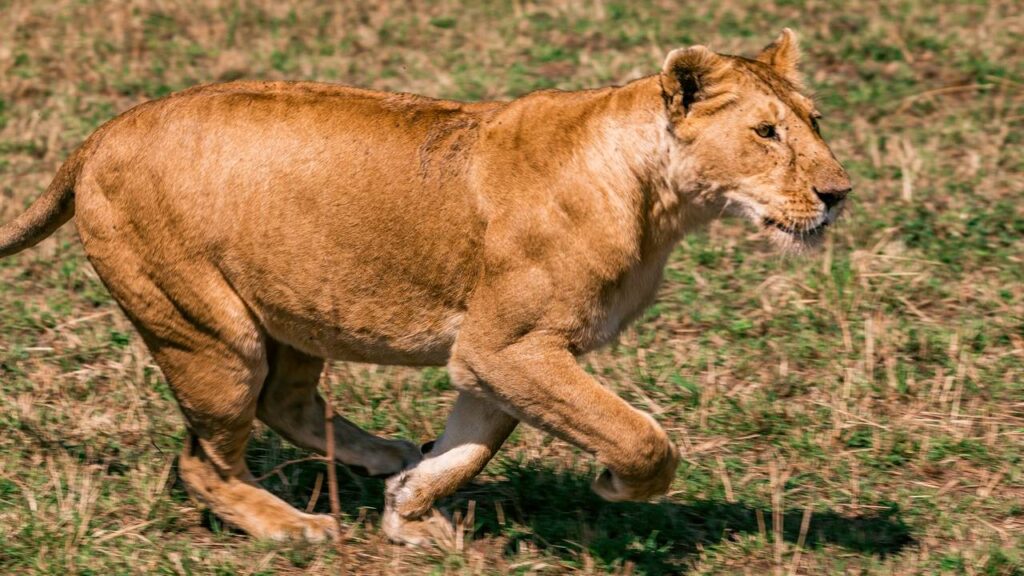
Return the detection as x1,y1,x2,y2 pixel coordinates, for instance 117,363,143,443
660,46,733,120
757,28,802,86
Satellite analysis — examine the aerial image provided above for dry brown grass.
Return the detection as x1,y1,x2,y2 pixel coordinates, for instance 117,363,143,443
1,0,1022,574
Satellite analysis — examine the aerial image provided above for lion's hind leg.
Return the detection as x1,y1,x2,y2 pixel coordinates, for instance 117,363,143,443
256,341,422,477
86,242,339,541
147,321,339,541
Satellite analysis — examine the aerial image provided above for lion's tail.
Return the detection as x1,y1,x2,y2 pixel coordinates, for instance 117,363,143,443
0,144,88,258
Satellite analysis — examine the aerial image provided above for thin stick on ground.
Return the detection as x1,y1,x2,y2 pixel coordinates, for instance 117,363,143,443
252,456,325,482
770,458,785,575
305,472,324,514
787,502,814,576
321,365,343,544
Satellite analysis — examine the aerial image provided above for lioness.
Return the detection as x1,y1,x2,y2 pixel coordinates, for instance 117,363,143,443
0,29,849,546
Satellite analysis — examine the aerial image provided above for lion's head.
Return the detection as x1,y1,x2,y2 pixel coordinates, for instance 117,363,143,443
659,29,851,251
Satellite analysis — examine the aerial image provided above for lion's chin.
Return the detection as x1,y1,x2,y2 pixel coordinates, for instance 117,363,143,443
763,221,829,255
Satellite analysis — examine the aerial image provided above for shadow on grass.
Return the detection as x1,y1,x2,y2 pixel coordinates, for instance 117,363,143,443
451,466,914,574
180,433,913,574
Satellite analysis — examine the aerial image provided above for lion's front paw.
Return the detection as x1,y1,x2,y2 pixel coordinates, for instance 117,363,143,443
592,467,671,502
592,444,679,502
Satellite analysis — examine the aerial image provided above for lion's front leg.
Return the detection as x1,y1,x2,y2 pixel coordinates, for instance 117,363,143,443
383,330,678,548
382,391,518,547
454,330,679,504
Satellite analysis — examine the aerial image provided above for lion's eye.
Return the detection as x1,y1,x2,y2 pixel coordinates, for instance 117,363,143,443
755,123,777,139
810,115,822,136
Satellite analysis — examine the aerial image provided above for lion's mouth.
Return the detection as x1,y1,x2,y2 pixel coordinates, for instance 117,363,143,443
763,216,829,238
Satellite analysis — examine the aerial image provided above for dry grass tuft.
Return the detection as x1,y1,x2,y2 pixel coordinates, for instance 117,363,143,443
1,0,1022,574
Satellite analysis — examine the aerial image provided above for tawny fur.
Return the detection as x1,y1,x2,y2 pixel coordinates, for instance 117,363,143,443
0,30,850,545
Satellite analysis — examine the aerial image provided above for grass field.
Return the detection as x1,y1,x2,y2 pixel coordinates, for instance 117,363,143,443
1,0,1022,574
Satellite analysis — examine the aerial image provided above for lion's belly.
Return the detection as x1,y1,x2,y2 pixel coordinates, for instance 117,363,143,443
217,233,478,367
218,217,479,366
255,297,464,366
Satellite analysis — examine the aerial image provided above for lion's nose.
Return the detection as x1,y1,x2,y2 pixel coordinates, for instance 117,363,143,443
814,186,850,210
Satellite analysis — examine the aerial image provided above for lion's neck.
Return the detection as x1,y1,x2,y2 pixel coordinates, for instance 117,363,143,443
579,76,718,256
